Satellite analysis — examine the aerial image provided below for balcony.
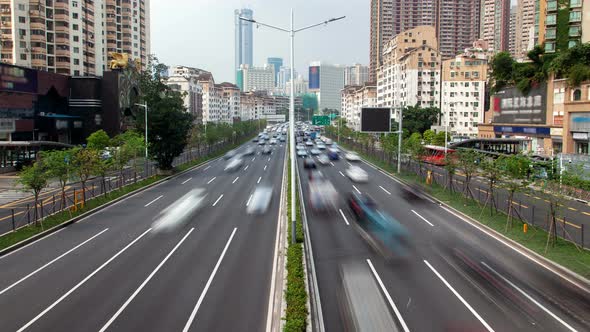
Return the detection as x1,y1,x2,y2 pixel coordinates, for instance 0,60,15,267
55,36,68,44
54,13,68,21
54,25,69,33
30,21,45,30
30,34,45,42
546,0,558,11
54,1,68,10
56,61,70,70
31,58,46,67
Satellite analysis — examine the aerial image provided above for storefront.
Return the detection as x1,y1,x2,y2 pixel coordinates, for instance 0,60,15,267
569,113,590,155
493,125,552,155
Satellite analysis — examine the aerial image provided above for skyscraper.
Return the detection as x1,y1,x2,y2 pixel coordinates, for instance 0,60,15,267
344,64,369,86
234,8,253,81
480,0,511,52
514,0,535,58
509,5,518,56
435,0,481,58
267,57,283,86
369,0,393,82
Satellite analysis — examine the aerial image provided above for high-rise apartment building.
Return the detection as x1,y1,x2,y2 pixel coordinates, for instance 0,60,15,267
344,64,369,86
514,0,535,58
481,0,511,52
435,0,481,58
0,0,149,76
308,61,345,112
369,0,393,82
509,5,518,56
234,8,253,80
542,0,589,53
237,64,274,92
267,57,282,86
341,84,377,131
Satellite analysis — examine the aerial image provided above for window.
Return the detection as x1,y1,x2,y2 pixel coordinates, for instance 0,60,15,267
546,28,557,39
73,36,79,42
472,72,479,78
573,89,582,101
74,70,80,76
474,102,479,108
474,92,480,97
73,13,78,19
474,82,480,87
418,61,423,67
18,16,25,23
73,1,78,7
465,72,470,78
464,82,469,87
18,4,25,10
570,0,582,6
569,11,581,22
20,54,27,60
19,29,26,36
569,26,581,37
545,42,556,53
546,14,557,25
73,24,79,30
73,47,79,53
20,41,26,48
568,40,579,49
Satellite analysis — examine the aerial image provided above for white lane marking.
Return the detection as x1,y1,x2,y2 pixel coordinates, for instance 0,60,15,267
232,177,239,184
330,162,335,166
181,177,192,185
252,157,256,162
207,177,216,184
367,259,410,332
424,260,494,332
411,210,434,227
257,176,262,184
246,194,253,206
98,228,194,332
338,209,350,226
347,162,353,167
0,229,109,296
204,166,211,171
379,186,391,195
144,195,163,207
183,228,237,332
212,194,224,207
16,228,152,332
480,261,577,332
339,171,345,177
352,185,361,194
268,157,271,162
264,165,268,171
244,165,249,171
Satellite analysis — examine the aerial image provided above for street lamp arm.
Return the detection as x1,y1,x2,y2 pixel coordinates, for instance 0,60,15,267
239,17,289,32
294,16,345,32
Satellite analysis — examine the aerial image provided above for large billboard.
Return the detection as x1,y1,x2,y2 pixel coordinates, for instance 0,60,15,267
361,107,391,133
0,64,38,93
491,83,546,124
309,66,320,90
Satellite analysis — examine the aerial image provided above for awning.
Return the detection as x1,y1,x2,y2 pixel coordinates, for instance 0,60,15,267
39,114,82,119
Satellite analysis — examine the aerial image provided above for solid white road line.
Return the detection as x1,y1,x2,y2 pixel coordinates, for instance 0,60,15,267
252,157,256,162
339,171,345,177
144,195,163,207
207,177,216,184
99,228,195,332
16,228,152,332
257,176,262,184
264,165,268,171
232,177,239,184
379,186,391,195
183,228,237,332
212,194,224,207
181,177,192,185
204,166,211,171
338,209,350,226
268,157,271,162
480,261,577,332
352,185,361,194
246,194,253,206
411,210,434,227
330,162,335,166
366,259,410,332
0,229,108,296
424,260,494,332
244,165,249,171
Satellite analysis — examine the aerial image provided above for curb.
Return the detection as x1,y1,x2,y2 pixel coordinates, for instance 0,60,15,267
0,153,223,258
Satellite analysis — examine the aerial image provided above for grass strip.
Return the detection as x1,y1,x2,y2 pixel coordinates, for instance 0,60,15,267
284,160,307,332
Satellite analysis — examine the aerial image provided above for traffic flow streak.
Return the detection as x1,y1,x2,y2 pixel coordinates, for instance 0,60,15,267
297,151,590,332
0,141,286,332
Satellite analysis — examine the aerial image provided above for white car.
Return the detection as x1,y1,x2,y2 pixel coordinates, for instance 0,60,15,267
305,140,314,146
345,152,361,161
224,157,244,172
345,166,368,183
310,148,321,155
317,143,326,150
297,149,308,158
270,138,277,145
247,186,273,214
317,154,330,165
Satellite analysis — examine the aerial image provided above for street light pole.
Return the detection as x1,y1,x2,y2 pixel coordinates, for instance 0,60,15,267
135,103,148,177
397,106,403,174
444,114,448,154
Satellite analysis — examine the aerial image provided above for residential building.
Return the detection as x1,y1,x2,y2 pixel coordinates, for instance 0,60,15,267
377,26,441,119
440,55,488,137
267,57,282,86
542,0,589,53
552,79,590,154
509,5,518,56
234,8,253,79
344,64,369,86
198,73,220,124
341,84,378,131
218,82,240,124
369,0,393,82
514,0,535,58
0,0,150,76
480,0,511,52
435,0,481,58
169,65,209,78
285,75,308,95
237,64,275,92
308,61,345,112
165,74,203,124
277,66,297,92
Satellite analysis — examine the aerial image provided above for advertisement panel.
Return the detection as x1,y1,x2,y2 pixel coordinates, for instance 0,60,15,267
0,64,38,93
361,107,391,133
491,83,546,124
309,66,320,90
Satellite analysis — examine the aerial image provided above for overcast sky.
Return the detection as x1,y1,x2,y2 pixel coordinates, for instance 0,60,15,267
151,0,369,83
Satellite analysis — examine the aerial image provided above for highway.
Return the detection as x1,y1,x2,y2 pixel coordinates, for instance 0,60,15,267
298,148,590,332
0,140,285,331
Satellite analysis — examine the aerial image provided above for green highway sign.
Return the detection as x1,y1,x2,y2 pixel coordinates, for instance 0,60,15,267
312,115,330,126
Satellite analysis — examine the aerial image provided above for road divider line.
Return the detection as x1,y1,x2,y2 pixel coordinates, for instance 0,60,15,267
411,210,434,227
424,260,494,332
264,165,268,171
480,261,577,332
246,194,253,206
257,176,262,184
181,177,192,185
339,171,345,177
0,228,109,296
330,162,335,166
204,166,211,171
16,228,152,332
367,259,410,332
183,228,237,332
99,228,195,332
268,157,271,162
244,165,249,171
144,195,163,207
207,177,216,184
212,194,224,207
252,157,256,162
352,185,361,194
338,209,350,226
232,177,239,184
379,186,391,195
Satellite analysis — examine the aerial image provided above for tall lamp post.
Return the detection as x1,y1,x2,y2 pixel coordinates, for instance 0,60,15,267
241,11,345,245
135,103,149,177
397,106,403,174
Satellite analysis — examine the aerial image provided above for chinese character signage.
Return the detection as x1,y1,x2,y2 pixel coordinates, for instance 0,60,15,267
491,83,546,124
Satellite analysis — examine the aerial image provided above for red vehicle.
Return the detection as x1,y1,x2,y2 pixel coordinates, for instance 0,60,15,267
422,145,455,166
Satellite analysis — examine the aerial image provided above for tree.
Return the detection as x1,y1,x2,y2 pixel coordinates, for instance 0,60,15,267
432,131,450,147
40,149,73,209
18,161,49,226
381,133,398,164
444,153,458,193
456,149,479,201
423,129,435,145
405,133,426,177
402,104,441,135
113,130,145,182
479,155,503,216
86,130,112,195
499,154,531,230
86,129,111,151
489,52,515,93
549,43,590,86
71,147,101,203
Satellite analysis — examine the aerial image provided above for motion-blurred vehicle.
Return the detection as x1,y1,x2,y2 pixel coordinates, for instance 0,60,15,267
310,148,321,155
345,166,368,182
328,149,340,160
305,140,314,146
348,192,410,256
247,186,273,214
296,144,305,150
345,152,361,161
297,149,308,158
326,139,333,145
224,157,244,172
304,158,317,169
262,146,272,154
152,188,207,232
252,137,259,142
280,136,286,142
223,150,237,160
243,147,255,156
317,143,326,150
270,138,277,145
308,175,338,212
258,140,266,145
317,154,330,165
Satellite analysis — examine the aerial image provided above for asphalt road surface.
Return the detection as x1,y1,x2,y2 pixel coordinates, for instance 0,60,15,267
0,141,285,331
298,148,590,332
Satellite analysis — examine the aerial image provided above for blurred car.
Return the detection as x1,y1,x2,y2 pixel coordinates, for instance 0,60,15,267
345,166,368,182
305,140,314,146
270,138,277,145
152,188,208,232
328,149,340,160
243,147,255,156
247,186,273,214
304,158,317,169
317,143,326,150
280,136,286,142
252,137,259,143
258,140,266,145
296,144,305,150
224,157,244,172
262,146,272,154
310,148,321,155
345,152,361,161
317,154,330,165
223,150,237,160
326,139,333,145
297,149,308,158
308,176,338,212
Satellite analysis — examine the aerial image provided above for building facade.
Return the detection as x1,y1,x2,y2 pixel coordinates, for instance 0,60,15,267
234,8,253,79
164,65,209,124
509,5,517,56
514,0,535,58
542,0,590,53
308,61,345,112
285,75,308,95
237,64,274,92
480,0,511,52
267,57,282,86
369,0,393,82
435,0,481,59
341,84,377,131
344,64,369,86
